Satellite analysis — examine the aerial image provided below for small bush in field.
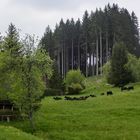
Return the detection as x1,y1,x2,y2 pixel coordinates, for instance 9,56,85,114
65,70,85,94
68,83,83,95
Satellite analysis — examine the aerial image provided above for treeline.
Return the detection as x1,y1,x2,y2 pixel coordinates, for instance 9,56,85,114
40,3,140,77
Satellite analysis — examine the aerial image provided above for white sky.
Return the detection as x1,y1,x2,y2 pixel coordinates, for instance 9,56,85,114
0,0,140,38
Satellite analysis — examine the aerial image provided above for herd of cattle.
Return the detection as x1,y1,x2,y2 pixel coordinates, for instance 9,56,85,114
53,85,134,101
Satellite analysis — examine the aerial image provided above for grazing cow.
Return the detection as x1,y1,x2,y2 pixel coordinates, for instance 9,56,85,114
107,91,113,96
127,86,134,91
121,86,134,91
121,86,127,91
79,97,85,100
101,93,105,96
53,97,62,100
84,96,89,100
79,96,89,100
90,94,96,97
64,96,73,100
73,97,79,100
65,96,89,101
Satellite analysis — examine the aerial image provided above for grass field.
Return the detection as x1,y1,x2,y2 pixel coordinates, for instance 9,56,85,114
0,125,42,140
1,77,140,140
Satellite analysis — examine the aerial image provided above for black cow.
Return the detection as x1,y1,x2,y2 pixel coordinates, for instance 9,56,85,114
79,96,89,100
65,96,89,101
127,86,134,91
121,86,134,91
53,97,62,100
107,91,113,96
85,96,90,99
90,94,96,97
101,93,105,96
64,96,72,100
121,86,127,91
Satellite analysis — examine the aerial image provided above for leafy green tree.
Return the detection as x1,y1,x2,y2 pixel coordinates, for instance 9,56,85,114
126,54,140,82
109,42,132,86
22,35,52,132
8,35,53,132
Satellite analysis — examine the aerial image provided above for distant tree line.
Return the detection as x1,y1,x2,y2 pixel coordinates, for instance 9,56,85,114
40,3,140,78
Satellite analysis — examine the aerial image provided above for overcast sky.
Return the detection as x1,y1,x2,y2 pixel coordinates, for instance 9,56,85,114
0,0,139,38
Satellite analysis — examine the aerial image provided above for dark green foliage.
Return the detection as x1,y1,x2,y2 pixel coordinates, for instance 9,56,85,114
3,23,22,58
40,4,140,78
43,88,63,97
0,110,19,116
46,63,66,95
48,63,64,90
109,42,132,86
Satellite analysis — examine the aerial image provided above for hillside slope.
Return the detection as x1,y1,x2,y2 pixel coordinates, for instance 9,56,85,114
0,125,42,140
1,77,140,140
34,78,140,140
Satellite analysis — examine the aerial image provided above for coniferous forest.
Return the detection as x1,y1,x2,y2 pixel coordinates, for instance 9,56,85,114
40,4,140,78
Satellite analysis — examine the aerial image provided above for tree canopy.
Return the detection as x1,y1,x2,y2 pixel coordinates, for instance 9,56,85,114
40,3,140,78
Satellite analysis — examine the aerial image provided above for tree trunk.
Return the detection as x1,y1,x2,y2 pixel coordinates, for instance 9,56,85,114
106,31,109,62
27,62,35,133
92,49,95,76
78,37,80,69
29,108,35,133
61,44,64,77
100,30,103,75
63,41,65,77
57,49,60,74
86,37,88,77
96,35,99,76
113,32,116,44
66,45,69,75
72,39,74,70
89,49,92,76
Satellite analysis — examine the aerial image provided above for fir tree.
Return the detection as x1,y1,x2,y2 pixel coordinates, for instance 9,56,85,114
109,42,132,86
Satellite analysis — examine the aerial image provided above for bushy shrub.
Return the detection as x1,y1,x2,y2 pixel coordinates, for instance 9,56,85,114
103,61,111,82
126,53,140,82
65,69,85,85
65,70,85,94
68,83,83,95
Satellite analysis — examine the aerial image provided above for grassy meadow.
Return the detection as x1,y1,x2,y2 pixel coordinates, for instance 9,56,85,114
0,125,42,140
1,77,140,140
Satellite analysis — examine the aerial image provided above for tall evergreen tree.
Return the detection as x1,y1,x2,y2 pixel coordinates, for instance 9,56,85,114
40,3,140,78
82,10,90,76
3,23,22,57
109,42,132,86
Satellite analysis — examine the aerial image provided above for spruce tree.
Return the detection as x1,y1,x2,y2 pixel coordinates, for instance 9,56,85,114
109,42,132,86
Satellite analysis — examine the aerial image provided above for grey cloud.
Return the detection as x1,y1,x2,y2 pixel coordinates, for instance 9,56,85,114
1,0,140,38
11,0,82,11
